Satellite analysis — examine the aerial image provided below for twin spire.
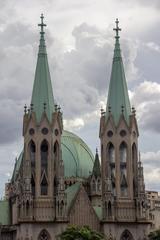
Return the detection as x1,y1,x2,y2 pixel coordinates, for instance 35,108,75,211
30,16,131,126
106,18,131,126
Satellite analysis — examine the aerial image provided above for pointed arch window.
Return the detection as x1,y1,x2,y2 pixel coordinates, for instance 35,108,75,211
108,143,115,163
97,178,101,191
132,143,137,172
120,230,134,240
59,200,64,217
120,142,127,163
41,140,48,174
54,141,59,171
108,201,112,217
120,142,128,196
31,174,35,196
26,200,29,217
92,179,96,191
29,140,36,169
38,230,51,240
41,173,48,196
132,143,137,196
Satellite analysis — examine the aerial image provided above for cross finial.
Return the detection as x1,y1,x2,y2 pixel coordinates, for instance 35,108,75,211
113,18,121,39
38,13,47,35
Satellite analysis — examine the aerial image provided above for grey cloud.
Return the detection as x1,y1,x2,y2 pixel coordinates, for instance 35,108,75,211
0,21,140,145
132,81,160,133
140,102,160,133
53,23,138,119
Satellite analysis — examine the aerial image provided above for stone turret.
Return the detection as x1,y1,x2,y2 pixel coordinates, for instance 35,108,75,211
90,149,101,207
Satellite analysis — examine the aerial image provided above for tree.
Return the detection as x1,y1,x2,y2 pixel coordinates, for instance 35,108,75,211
57,225,105,240
148,229,160,240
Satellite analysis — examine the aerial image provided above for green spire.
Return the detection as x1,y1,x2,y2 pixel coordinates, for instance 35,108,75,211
106,19,131,125
92,149,101,178
31,14,55,123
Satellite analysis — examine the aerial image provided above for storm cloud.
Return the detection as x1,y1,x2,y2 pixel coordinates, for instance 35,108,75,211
1,0,160,196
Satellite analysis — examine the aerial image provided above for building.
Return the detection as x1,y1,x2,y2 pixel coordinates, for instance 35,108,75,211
146,191,160,230
0,16,151,240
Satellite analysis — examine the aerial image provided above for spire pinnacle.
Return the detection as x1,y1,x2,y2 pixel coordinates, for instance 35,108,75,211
106,19,131,126
31,15,55,123
113,18,121,39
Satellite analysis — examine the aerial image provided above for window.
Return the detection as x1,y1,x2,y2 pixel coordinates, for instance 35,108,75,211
120,230,134,240
92,179,96,191
120,142,127,163
41,140,48,173
120,142,128,196
108,143,115,163
97,179,101,191
41,174,48,196
108,201,112,217
38,230,50,240
31,174,35,196
29,140,36,169
54,141,59,171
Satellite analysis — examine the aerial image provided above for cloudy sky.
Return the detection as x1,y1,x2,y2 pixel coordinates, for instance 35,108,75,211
0,0,160,197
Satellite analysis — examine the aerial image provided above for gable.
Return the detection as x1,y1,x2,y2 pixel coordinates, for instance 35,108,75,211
69,186,100,231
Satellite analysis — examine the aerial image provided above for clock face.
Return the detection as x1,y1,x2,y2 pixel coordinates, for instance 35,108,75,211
41,128,49,135
29,128,35,136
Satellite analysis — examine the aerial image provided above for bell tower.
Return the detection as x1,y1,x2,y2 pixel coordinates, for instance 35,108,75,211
100,19,150,239
18,14,65,222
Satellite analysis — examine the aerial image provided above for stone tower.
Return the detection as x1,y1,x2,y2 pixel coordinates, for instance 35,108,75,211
99,19,150,240
10,14,67,239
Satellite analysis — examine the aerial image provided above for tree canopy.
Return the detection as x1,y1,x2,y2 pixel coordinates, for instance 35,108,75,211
57,225,105,240
148,229,160,240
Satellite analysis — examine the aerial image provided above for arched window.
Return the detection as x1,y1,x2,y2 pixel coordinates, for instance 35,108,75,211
97,179,101,191
132,143,137,196
108,201,112,217
54,141,59,171
38,230,51,240
108,143,115,163
26,200,29,217
41,140,48,174
92,179,96,191
120,142,127,163
41,174,48,196
132,143,137,173
29,140,36,169
120,142,128,196
120,230,134,240
31,174,35,196
60,200,64,217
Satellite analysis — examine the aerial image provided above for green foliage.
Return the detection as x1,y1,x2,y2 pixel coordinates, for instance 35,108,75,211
57,225,105,240
148,229,160,240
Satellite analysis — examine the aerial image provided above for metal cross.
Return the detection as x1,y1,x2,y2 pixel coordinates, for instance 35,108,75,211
113,18,121,38
38,13,47,34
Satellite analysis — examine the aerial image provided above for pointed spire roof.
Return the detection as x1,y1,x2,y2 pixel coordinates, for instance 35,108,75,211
106,19,131,125
92,148,101,178
31,14,55,123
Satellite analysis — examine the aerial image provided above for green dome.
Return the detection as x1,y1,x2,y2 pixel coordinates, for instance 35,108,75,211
61,130,94,178
12,130,94,181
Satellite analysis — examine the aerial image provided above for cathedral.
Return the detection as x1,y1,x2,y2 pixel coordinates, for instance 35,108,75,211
0,15,151,240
